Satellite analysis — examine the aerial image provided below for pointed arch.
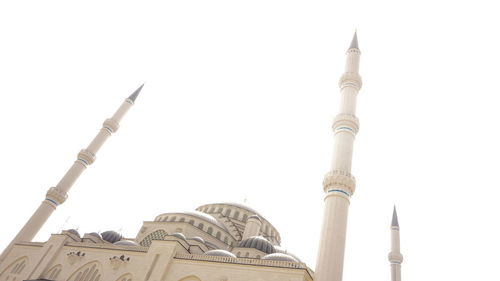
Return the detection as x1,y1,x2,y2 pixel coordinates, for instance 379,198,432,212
115,273,133,281
178,275,202,281
139,229,168,247
66,261,102,281
0,256,29,280
42,264,63,280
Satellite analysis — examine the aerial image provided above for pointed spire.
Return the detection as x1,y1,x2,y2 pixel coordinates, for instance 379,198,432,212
392,205,399,227
128,83,144,102
349,31,359,50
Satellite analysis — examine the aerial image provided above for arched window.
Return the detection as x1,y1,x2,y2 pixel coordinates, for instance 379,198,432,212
43,264,62,280
188,219,194,225
217,207,223,213
170,216,177,222
216,231,221,239
209,207,215,212
198,223,204,230
163,216,169,221
242,214,248,222
0,256,29,280
233,211,240,220
207,227,213,235
67,261,102,281
225,209,231,216
179,217,185,222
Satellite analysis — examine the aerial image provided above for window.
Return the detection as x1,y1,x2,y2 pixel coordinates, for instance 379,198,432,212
170,216,177,222
217,207,223,213
209,207,215,212
188,220,194,225
242,214,248,222
216,232,221,239
225,209,231,216
163,216,169,221
179,218,185,222
233,211,240,220
223,236,228,244
198,223,204,230
207,227,213,235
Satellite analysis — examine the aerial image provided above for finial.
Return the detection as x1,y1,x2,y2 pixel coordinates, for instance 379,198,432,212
392,205,399,227
349,31,359,50
128,83,144,102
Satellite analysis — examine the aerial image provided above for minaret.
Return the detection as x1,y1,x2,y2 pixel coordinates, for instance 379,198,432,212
0,84,144,262
388,206,403,281
314,32,362,281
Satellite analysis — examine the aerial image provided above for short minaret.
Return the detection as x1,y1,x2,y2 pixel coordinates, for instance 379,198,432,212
388,206,403,281
242,215,262,239
315,32,362,281
0,85,144,262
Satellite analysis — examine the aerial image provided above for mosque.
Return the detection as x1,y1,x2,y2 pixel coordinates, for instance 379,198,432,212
0,33,403,281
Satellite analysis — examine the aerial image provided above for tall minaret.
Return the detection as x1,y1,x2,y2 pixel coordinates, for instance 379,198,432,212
315,32,362,281
388,206,403,281
0,85,144,262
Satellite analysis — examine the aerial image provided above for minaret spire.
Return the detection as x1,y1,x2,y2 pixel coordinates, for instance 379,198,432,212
392,205,399,227
349,31,359,49
0,85,144,262
315,32,362,281
389,206,403,281
128,83,144,103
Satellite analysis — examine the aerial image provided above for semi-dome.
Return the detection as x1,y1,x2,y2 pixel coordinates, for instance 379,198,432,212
238,236,275,254
114,240,139,246
88,232,102,239
262,253,298,262
101,231,123,244
65,229,80,237
205,249,237,258
171,233,187,241
191,236,205,244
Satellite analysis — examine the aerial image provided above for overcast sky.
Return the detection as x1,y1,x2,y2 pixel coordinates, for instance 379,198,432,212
1,1,500,281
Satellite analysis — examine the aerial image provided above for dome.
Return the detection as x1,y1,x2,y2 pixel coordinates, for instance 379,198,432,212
88,232,102,239
155,211,227,231
238,236,275,254
205,249,237,258
171,233,186,241
65,229,80,237
262,253,299,262
191,236,205,244
101,231,123,244
114,240,139,246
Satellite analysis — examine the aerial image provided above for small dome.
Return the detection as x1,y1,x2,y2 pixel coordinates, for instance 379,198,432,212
171,233,186,241
114,240,139,246
88,232,102,239
65,229,80,237
205,250,237,258
101,231,123,244
262,253,299,262
191,236,205,244
238,236,275,254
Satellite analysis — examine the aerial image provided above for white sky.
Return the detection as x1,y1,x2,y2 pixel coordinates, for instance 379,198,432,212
1,1,500,281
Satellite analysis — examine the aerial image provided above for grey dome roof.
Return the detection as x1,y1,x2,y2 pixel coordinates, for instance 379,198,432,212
114,240,139,246
101,231,123,244
65,229,80,237
88,232,102,239
205,249,237,258
262,253,299,262
191,236,205,244
238,236,275,254
171,233,187,241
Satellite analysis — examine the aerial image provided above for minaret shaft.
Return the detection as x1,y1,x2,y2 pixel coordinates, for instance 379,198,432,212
0,87,141,262
315,33,362,281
